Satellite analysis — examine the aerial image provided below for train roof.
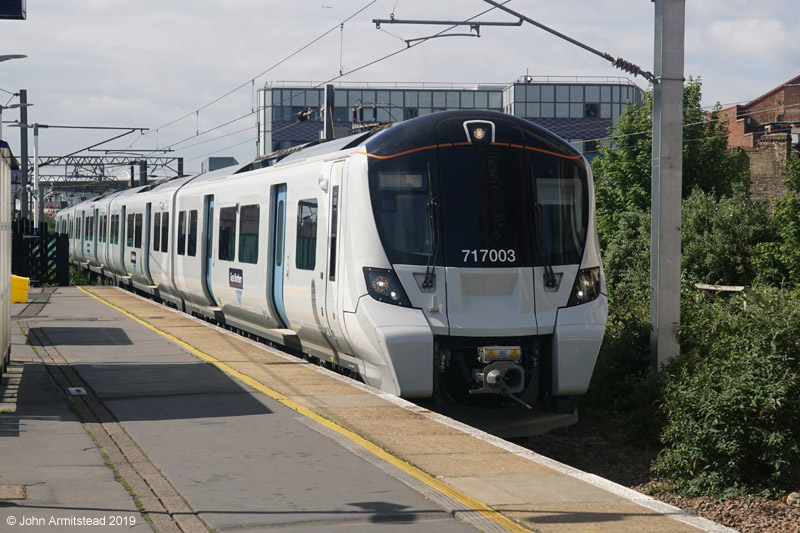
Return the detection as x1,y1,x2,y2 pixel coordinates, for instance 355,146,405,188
364,109,582,160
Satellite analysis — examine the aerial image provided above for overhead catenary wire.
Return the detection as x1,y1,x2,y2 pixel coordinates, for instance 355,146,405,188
152,0,379,134
162,1,512,159
481,0,656,83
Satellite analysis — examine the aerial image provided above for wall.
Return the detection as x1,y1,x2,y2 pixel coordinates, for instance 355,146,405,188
746,134,792,202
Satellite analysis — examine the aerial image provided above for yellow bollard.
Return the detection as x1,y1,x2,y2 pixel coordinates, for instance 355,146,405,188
11,275,29,303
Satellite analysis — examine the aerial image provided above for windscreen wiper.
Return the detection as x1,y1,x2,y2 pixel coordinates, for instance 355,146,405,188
533,203,558,290
422,163,439,290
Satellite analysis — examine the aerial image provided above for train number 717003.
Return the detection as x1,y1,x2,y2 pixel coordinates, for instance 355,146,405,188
461,249,517,263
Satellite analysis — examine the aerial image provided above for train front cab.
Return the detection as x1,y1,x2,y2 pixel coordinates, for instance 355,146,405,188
354,111,608,411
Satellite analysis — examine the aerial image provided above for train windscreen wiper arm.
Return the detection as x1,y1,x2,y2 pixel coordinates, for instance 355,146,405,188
422,164,439,290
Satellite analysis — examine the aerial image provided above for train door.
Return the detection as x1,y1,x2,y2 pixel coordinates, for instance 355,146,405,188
202,195,216,304
91,208,98,263
271,184,290,327
143,202,152,281
323,161,352,353
79,210,86,260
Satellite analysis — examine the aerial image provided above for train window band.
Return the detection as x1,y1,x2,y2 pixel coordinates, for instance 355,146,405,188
219,207,237,261
177,211,187,256
187,210,196,257
85,216,93,242
126,214,134,247
238,204,260,264
161,212,170,253
296,199,317,271
329,186,339,281
134,213,143,249
153,213,162,252
110,214,119,245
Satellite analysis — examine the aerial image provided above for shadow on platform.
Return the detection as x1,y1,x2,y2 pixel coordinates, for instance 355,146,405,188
28,326,133,346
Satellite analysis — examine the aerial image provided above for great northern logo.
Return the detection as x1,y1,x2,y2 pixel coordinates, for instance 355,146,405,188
229,268,243,289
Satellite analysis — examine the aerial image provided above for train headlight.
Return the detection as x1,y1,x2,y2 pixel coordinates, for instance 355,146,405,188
567,267,602,307
363,267,412,307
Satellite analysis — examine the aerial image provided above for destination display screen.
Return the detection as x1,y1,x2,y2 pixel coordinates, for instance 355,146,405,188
378,171,426,190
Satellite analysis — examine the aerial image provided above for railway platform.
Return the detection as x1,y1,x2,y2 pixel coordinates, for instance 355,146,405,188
0,286,735,533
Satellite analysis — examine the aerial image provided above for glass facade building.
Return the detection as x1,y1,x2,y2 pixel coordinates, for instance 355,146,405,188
257,77,643,160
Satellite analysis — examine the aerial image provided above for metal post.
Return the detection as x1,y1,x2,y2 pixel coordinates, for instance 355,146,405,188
650,0,685,369
322,84,335,141
130,164,135,189
19,89,28,220
139,160,147,187
33,123,39,231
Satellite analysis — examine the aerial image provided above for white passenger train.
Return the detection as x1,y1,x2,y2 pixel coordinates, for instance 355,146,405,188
57,110,607,414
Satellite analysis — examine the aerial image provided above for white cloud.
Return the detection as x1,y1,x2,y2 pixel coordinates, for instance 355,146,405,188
1,0,798,171
706,18,794,66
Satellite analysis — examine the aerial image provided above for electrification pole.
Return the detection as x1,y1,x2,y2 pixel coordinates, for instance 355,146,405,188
322,84,335,141
19,89,28,219
139,160,147,187
650,0,685,368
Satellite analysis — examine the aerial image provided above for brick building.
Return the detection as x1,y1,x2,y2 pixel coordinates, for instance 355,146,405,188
721,74,800,149
720,75,800,201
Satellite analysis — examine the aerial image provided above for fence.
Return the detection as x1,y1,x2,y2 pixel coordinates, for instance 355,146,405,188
11,218,69,287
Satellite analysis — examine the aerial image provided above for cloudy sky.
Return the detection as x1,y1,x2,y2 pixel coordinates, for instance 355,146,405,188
1,0,797,174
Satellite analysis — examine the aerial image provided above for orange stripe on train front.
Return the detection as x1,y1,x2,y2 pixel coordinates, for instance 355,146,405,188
356,142,583,161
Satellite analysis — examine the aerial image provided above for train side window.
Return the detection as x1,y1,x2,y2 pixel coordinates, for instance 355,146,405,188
86,216,93,241
238,204,259,264
161,212,169,253
177,211,186,255
218,207,236,261
127,214,134,247
275,201,284,267
100,215,106,243
296,199,317,270
153,213,161,252
134,213,143,248
187,210,197,257
329,186,338,281
111,215,118,245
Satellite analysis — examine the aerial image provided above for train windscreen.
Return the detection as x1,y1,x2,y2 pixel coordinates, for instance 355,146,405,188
368,140,588,268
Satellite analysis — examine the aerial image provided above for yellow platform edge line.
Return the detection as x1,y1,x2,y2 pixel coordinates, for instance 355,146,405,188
77,286,528,533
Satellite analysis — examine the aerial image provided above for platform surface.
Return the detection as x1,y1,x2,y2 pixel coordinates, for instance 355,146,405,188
0,287,736,533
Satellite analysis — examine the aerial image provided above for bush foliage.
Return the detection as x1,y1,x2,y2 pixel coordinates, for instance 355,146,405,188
586,78,799,499
655,289,800,497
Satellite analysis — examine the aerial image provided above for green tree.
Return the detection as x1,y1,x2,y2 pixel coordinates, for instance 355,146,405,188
682,189,775,286
592,76,750,244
